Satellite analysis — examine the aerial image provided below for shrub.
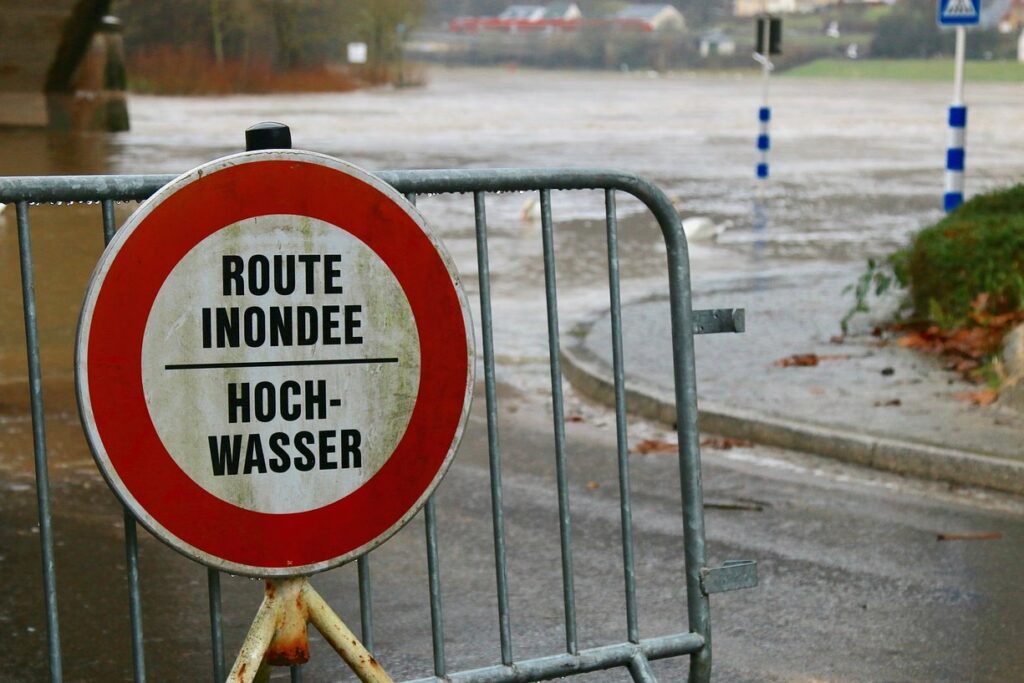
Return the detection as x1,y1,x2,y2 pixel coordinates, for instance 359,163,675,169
895,185,1024,327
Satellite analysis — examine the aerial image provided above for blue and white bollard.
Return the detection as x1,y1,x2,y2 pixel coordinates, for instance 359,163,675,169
756,106,771,180
943,25,969,212
944,104,967,212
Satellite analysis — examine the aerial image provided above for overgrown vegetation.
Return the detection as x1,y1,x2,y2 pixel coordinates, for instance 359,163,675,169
113,0,425,93
844,185,1024,389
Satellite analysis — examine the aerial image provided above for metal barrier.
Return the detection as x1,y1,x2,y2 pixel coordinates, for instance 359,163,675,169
0,167,754,683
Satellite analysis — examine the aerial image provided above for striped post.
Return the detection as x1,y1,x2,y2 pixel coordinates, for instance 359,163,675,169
944,25,968,212
944,105,967,212
756,106,770,180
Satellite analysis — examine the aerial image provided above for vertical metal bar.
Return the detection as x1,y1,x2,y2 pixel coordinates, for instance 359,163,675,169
538,190,578,655
207,569,226,682
408,189,449,674
357,557,375,652
473,191,513,665
424,498,447,676
15,201,63,683
604,191,639,644
101,199,117,242
103,200,147,683
290,665,303,682
123,510,146,682
661,206,712,682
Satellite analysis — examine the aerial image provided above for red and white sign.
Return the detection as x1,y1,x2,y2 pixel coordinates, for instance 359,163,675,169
76,151,474,577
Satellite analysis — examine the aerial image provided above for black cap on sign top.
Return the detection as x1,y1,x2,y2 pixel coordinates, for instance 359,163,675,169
245,122,292,151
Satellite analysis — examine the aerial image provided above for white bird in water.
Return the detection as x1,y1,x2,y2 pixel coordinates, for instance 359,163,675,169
672,196,728,242
682,216,727,242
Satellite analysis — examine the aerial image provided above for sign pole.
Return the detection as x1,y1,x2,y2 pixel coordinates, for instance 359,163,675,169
944,26,968,212
755,7,772,191
953,26,966,104
938,0,980,211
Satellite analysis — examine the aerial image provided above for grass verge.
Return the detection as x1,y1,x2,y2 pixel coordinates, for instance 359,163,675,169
783,58,1024,81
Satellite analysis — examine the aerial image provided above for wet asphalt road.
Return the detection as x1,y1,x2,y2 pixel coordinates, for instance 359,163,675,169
1,377,1022,682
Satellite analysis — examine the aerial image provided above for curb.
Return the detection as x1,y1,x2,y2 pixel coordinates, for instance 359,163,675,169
561,337,1024,497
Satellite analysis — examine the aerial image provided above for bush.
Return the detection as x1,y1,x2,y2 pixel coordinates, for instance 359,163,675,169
894,185,1024,327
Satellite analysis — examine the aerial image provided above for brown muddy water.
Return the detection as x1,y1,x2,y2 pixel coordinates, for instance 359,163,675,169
1,67,1023,681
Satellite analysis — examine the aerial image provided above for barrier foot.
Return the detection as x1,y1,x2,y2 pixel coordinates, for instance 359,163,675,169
228,577,393,683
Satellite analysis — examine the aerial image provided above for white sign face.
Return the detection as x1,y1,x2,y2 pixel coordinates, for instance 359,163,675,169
77,150,474,577
347,42,368,64
141,216,420,514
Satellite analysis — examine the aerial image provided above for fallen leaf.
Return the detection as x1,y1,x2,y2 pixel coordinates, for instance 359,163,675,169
953,359,979,373
774,353,819,367
829,335,845,345
873,399,902,407
897,332,936,350
632,438,677,454
700,437,752,450
952,389,998,406
774,353,849,367
937,531,1002,541
566,415,585,423
586,480,600,490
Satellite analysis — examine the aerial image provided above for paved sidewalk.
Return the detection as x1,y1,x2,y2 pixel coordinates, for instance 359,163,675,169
563,264,1024,495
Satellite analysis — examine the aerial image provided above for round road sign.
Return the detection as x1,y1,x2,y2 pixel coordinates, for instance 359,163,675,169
76,151,475,577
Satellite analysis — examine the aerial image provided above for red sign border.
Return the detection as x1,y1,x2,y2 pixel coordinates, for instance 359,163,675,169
76,151,474,577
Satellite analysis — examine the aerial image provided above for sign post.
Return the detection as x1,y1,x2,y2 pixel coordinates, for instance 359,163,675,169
938,0,981,211
76,125,474,681
753,11,781,190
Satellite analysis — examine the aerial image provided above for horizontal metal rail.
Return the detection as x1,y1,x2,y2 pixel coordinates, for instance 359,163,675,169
1,168,688,246
404,633,704,683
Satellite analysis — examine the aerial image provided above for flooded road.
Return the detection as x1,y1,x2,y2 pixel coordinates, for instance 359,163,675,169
4,68,1024,381
1,67,1023,681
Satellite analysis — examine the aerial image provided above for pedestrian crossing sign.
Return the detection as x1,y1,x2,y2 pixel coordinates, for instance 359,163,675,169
938,0,981,26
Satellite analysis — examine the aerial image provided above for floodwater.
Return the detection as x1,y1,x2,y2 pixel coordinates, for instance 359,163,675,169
3,68,1023,386
1,67,1023,681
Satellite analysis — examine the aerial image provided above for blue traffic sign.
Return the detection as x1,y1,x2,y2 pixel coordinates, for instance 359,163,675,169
938,0,981,26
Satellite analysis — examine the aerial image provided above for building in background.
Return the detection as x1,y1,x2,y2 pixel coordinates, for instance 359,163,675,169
613,4,687,32
450,2,583,32
733,0,896,17
449,2,685,33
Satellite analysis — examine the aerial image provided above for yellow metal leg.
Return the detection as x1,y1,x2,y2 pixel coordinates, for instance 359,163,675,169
227,577,392,683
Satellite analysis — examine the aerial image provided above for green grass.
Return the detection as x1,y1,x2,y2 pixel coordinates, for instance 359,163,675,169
783,58,1024,81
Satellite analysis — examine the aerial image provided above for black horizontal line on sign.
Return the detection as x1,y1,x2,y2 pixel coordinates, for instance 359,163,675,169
164,357,400,371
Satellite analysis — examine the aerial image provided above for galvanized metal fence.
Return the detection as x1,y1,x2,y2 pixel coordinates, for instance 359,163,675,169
0,167,754,683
